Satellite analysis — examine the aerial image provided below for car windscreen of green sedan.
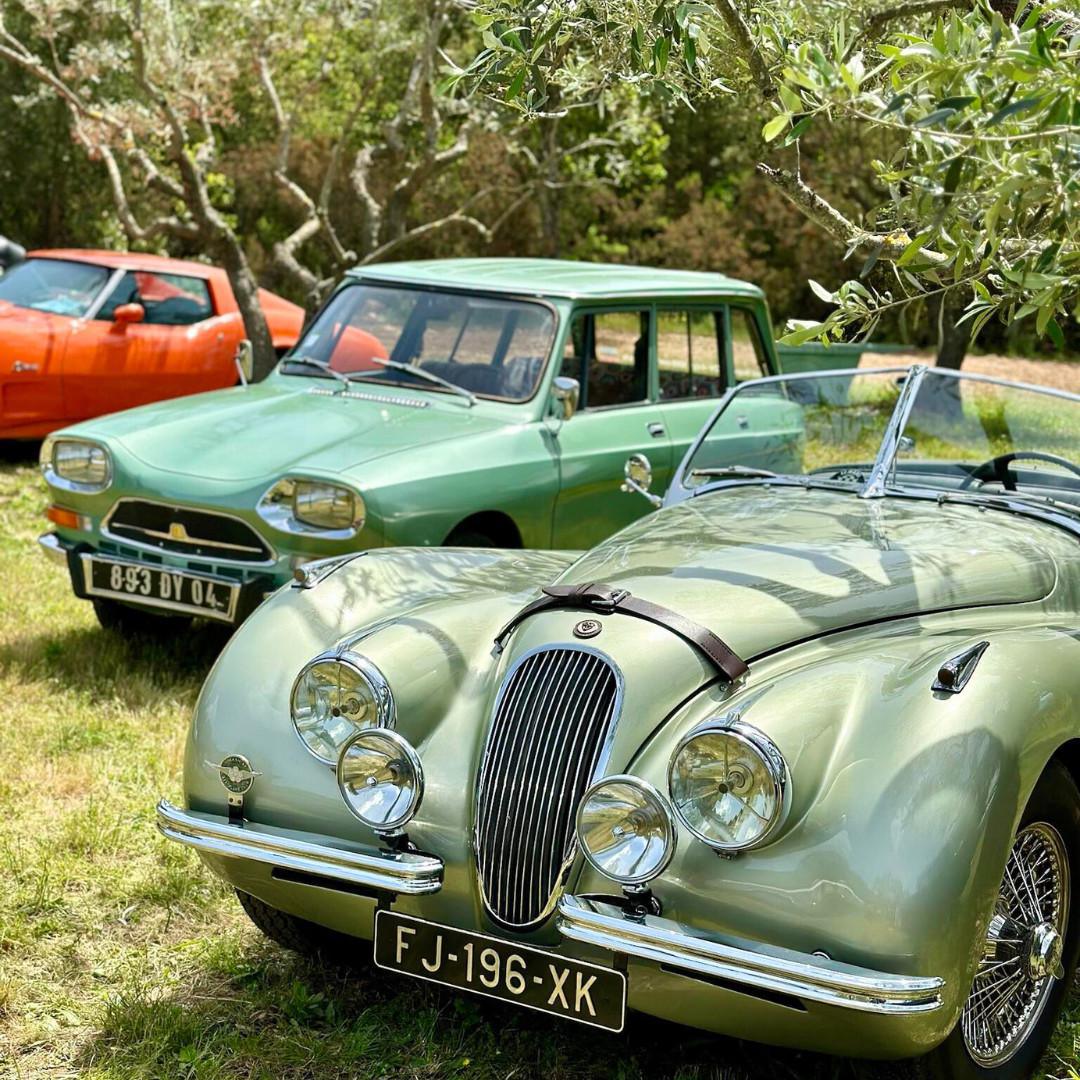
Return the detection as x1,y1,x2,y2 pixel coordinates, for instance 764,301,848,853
37,258,780,633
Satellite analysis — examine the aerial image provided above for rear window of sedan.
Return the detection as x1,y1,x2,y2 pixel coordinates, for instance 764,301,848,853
0,258,110,318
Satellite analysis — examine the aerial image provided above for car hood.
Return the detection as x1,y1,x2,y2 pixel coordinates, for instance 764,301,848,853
86,378,504,482
553,485,1065,661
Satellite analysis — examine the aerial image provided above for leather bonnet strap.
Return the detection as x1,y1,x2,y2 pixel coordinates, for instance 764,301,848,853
493,582,749,683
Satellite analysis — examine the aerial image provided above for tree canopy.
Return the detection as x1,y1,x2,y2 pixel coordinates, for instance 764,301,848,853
460,0,1080,358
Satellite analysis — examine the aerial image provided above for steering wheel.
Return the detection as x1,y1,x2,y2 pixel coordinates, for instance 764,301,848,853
957,451,1080,492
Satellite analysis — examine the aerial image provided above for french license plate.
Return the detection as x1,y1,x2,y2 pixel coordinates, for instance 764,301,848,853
81,555,239,622
374,910,626,1032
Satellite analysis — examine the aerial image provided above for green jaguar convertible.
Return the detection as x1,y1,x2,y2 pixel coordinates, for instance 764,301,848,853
158,365,1080,1077
36,258,778,632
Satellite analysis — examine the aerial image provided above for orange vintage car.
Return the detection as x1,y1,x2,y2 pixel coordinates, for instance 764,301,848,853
0,249,304,438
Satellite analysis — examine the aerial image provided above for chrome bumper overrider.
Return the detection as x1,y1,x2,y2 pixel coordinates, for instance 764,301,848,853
156,800,443,895
557,895,945,1015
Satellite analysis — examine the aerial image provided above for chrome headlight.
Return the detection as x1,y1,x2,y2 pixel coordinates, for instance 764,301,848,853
668,720,789,852
258,477,365,536
41,436,112,492
337,728,423,832
290,651,394,764
576,775,677,885
294,479,360,530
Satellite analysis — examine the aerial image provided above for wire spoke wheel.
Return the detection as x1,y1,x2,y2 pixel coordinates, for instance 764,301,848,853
962,822,1070,1067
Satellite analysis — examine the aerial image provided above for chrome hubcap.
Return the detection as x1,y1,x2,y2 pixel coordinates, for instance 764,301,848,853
962,822,1069,1066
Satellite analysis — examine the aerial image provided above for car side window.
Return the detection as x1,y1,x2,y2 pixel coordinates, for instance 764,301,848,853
97,271,214,326
656,308,724,401
560,310,650,409
731,307,772,381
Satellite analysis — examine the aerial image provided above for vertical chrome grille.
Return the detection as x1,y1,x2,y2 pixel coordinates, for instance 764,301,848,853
475,646,620,928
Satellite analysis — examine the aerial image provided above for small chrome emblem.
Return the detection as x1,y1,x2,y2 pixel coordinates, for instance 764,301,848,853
168,521,190,541
573,618,602,639
205,754,262,795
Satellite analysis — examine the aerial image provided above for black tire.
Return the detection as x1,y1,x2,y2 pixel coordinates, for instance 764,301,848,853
444,527,496,548
235,889,360,964
912,761,1080,1080
92,597,192,639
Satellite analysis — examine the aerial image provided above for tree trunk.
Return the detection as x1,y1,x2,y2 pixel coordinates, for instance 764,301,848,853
217,239,278,381
929,291,970,370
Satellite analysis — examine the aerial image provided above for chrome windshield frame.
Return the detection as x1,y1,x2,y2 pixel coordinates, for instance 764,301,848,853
666,364,1080,509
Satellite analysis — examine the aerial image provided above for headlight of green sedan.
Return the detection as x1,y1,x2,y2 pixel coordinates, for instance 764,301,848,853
258,477,365,536
576,775,677,885
668,720,789,852
40,436,112,492
337,728,424,833
290,651,394,764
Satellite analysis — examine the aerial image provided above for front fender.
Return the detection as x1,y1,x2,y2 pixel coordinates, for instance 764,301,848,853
573,619,1080,1038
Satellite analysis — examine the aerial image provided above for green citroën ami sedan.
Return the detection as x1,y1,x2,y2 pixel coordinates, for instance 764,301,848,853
37,258,784,634
159,366,1080,1077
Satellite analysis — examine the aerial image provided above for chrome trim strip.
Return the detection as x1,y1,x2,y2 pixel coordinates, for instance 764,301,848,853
102,497,278,569
156,799,443,895
557,895,945,1015
80,553,240,623
37,531,69,565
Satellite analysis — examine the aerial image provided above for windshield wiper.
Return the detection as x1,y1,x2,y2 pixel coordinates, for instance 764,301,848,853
936,489,1080,518
688,465,779,480
281,354,351,388
364,356,475,406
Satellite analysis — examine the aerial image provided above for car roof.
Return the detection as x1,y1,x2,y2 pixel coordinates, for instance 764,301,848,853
30,249,225,280
346,258,764,301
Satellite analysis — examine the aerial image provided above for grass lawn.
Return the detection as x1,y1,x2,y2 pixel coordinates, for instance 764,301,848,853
1,443,1079,1079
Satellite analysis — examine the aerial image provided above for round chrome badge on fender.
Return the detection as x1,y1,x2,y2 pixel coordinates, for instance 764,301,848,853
205,754,262,795
573,618,602,639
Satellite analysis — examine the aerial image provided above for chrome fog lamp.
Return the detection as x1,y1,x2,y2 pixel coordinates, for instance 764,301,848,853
669,720,789,852
290,651,394,764
576,775,677,885
337,728,423,833
293,479,361,531
41,436,112,492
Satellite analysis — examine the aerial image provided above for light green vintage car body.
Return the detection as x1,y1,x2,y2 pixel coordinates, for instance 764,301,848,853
175,477,1080,1059
41,259,784,619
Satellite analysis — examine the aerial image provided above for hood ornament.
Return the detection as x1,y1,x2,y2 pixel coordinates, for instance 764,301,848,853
573,618,602,639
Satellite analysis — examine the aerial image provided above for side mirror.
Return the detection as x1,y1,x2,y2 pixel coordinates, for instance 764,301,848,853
621,452,663,508
551,376,580,421
113,302,145,325
234,339,254,386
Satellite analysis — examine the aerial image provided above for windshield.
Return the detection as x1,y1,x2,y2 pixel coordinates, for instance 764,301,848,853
683,367,1080,512
282,283,556,402
0,258,111,317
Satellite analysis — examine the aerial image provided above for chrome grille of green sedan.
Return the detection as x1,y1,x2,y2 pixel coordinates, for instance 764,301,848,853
475,646,620,928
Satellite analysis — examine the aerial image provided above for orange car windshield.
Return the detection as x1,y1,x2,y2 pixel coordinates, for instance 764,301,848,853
282,283,556,403
0,258,111,318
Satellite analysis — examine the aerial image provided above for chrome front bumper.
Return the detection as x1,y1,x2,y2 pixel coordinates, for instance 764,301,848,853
38,531,69,565
156,800,444,896
557,894,945,1016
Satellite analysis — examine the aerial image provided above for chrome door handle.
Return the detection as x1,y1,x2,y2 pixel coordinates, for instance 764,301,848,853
647,422,665,438
736,415,749,429
11,361,39,373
